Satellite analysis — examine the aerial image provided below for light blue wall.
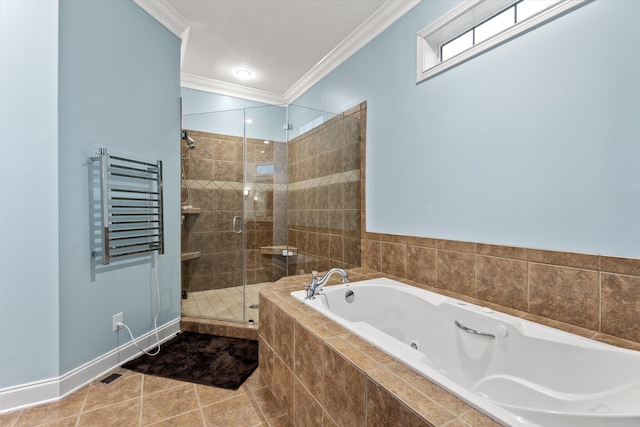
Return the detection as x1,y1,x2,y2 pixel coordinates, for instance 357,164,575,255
58,0,181,374
294,0,640,258
0,0,60,388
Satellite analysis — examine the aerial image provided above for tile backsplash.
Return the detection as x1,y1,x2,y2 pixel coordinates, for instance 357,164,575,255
361,233,640,344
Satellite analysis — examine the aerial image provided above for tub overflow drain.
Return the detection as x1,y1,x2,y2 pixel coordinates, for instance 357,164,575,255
345,290,355,303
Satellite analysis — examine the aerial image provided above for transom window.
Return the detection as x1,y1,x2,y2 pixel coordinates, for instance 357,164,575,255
441,0,560,61
416,0,589,83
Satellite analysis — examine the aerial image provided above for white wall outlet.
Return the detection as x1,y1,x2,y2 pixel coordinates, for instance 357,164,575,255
112,312,123,331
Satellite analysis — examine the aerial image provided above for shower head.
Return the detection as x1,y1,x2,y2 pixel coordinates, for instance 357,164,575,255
182,130,195,149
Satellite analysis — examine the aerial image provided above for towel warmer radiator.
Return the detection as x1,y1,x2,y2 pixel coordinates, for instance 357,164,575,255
90,148,164,265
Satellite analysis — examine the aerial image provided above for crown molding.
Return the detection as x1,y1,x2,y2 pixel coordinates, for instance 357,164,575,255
282,0,421,103
181,73,286,106
133,0,189,39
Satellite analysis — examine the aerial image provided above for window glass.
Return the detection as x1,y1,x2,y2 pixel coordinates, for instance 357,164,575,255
517,0,561,22
441,30,473,61
256,165,274,175
475,6,515,44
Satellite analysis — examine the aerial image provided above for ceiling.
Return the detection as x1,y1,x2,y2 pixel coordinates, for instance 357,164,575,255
134,0,420,104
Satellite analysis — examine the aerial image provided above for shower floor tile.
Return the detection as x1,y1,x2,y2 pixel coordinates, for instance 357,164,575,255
181,282,271,325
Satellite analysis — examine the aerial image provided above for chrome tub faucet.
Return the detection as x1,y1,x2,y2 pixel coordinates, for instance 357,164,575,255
305,268,349,299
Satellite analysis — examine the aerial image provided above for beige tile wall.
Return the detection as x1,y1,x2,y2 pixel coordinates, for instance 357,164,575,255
360,234,640,344
287,105,364,275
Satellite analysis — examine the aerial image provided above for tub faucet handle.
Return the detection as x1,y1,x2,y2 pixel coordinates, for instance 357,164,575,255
306,268,348,300
305,271,319,299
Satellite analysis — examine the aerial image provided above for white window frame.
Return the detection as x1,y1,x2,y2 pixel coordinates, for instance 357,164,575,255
416,0,590,83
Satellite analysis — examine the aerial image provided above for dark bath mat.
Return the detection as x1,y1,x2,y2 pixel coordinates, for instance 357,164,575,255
121,331,258,390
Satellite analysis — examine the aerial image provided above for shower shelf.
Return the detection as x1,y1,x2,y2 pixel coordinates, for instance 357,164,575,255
181,251,201,261
260,245,298,256
181,207,201,214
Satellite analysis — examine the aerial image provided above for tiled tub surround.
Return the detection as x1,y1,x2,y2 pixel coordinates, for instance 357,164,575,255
360,235,640,345
181,130,288,295
287,104,364,275
259,268,640,427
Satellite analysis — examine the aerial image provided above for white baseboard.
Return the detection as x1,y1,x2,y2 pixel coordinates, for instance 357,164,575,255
0,318,181,414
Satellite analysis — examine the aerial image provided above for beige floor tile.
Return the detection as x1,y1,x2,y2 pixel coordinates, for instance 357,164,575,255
33,415,79,427
249,386,285,419
143,408,204,427
243,369,268,393
0,409,21,427
77,399,141,427
201,393,264,427
5,359,264,427
15,386,89,427
266,414,293,427
141,384,198,426
195,384,245,407
83,372,142,412
142,375,189,396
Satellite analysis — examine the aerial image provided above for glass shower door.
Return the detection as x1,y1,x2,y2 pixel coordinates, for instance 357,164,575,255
242,105,288,324
180,108,247,322
181,103,288,324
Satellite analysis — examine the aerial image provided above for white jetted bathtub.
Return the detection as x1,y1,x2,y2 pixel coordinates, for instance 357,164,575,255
291,277,640,427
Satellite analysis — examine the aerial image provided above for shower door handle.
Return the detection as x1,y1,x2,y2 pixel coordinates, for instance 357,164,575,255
232,216,243,234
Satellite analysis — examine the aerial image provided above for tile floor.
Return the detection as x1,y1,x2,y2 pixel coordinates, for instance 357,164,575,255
182,283,270,325
0,367,290,427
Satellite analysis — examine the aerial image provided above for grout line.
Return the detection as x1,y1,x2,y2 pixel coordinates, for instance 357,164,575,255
138,375,146,427
73,384,91,427
193,382,207,427
244,384,271,426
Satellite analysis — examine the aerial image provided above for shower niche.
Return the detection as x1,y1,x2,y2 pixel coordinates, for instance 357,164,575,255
180,98,364,325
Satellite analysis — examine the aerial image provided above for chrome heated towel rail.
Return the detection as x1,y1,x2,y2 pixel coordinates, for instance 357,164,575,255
90,148,164,265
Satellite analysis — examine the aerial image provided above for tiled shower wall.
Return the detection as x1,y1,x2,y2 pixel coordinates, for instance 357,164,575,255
181,131,287,293
286,105,364,275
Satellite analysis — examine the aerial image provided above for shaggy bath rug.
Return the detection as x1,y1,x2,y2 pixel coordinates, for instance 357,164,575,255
122,332,258,390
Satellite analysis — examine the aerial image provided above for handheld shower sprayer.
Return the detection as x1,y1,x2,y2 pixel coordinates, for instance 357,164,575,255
181,130,195,206
181,130,195,149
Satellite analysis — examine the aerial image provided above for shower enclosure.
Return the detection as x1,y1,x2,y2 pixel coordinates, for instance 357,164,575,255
180,98,364,325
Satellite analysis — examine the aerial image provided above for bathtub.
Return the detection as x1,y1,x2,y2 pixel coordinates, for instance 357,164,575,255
291,277,640,427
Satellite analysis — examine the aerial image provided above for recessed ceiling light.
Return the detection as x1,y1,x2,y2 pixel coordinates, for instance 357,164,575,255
245,119,253,124
236,69,252,79
263,140,270,144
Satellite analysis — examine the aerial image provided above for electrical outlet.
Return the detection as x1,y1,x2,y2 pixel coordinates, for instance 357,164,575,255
113,312,123,331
